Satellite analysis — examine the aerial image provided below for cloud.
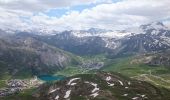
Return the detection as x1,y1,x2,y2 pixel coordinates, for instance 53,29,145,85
0,0,170,33
0,0,111,12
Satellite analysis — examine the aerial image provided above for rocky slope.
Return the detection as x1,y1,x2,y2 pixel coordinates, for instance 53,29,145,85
0,21,170,77
131,50,170,67
117,22,170,55
35,22,170,57
1,22,169,57
37,30,114,55
0,32,79,78
34,72,170,100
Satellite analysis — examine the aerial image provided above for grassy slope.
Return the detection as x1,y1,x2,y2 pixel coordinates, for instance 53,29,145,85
2,72,170,100
53,54,170,89
54,66,89,77
1,54,170,99
102,56,170,89
54,54,106,77
0,80,6,88
37,72,170,100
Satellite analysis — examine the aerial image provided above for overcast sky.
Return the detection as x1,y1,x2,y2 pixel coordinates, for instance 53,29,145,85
0,0,170,32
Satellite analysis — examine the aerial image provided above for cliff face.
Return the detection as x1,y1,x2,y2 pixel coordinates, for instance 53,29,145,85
0,33,78,77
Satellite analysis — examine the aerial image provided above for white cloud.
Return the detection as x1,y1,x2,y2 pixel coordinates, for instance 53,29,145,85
0,0,170,33
0,0,110,12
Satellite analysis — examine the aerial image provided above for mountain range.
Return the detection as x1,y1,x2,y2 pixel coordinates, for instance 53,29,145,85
0,22,170,77
36,22,170,57
0,22,170,100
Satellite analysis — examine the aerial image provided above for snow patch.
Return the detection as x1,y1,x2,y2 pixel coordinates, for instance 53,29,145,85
128,81,131,85
160,36,170,46
49,89,57,93
85,82,99,93
85,81,100,98
106,76,112,81
49,88,59,94
71,30,131,39
55,95,59,100
118,80,123,86
70,83,77,86
67,78,80,85
84,81,90,84
107,82,114,86
102,38,120,49
123,94,128,96
132,97,139,100
90,92,99,98
141,95,146,98
64,90,71,99
137,94,146,98
90,83,99,93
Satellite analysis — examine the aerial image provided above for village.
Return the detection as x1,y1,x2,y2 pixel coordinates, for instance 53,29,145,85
0,76,43,97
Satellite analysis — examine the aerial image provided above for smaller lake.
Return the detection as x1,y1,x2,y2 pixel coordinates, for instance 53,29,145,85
38,75,66,82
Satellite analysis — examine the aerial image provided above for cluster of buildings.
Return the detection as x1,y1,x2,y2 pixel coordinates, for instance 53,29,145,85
0,76,43,97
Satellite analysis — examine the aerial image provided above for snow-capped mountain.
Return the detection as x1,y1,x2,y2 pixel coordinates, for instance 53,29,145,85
1,22,169,56
114,22,170,56
139,22,170,47
71,28,132,39
0,21,170,80
140,22,168,33
35,22,170,56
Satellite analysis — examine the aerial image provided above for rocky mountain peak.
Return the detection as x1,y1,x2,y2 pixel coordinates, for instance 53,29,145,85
140,21,167,31
154,22,164,26
86,28,111,34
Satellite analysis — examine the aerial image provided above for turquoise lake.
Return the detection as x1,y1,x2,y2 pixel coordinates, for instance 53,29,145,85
38,75,65,81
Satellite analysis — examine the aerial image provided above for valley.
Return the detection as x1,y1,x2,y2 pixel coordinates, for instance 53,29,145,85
1,54,170,100
0,22,170,100
2,72,170,100
1,0,170,99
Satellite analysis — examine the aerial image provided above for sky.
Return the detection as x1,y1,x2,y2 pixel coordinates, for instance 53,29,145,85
0,0,170,33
